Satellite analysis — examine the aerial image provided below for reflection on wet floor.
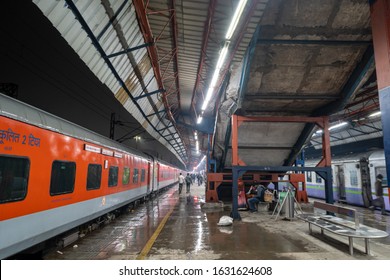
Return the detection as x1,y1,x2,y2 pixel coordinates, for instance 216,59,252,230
43,184,390,260
44,188,180,260
152,196,309,260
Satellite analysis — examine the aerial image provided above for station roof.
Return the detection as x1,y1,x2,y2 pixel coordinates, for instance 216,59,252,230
8,0,382,170
213,0,380,169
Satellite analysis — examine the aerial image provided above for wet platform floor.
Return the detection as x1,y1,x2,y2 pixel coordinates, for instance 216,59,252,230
43,184,390,260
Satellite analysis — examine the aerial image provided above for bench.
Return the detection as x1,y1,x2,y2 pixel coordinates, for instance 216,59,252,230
256,201,270,211
297,201,389,256
246,193,270,212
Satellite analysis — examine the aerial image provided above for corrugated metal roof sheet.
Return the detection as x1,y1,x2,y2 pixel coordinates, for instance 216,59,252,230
32,0,271,168
33,0,187,164
32,0,378,170
145,0,269,165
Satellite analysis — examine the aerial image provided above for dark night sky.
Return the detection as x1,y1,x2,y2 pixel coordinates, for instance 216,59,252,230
0,1,185,169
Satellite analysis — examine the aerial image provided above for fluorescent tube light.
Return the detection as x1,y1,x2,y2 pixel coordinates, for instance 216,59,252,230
225,0,248,40
215,42,229,70
369,111,381,118
201,43,229,111
329,122,348,131
313,122,348,137
201,88,214,111
197,0,248,119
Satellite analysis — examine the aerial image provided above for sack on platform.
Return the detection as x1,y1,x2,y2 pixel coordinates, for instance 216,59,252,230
263,190,273,203
217,216,233,226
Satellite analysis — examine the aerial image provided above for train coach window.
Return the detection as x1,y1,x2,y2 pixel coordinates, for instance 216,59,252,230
0,156,29,204
123,167,130,185
315,173,322,183
108,166,118,187
141,169,146,182
349,170,358,186
50,161,76,196
306,172,312,183
87,164,102,190
133,168,139,183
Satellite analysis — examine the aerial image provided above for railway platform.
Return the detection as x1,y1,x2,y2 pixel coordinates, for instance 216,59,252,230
42,183,390,260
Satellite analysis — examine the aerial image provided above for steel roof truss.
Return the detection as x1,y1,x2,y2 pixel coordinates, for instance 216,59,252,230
146,109,166,118
134,88,164,101
105,42,154,58
97,0,130,41
65,0,187,163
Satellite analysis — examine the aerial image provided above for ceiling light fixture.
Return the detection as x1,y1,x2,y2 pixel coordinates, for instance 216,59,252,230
194,155,207,171
313,121,349,137
329,122,348,131
201,42,230,112
369,111,381,118
197,0,248,124
225,0,248,40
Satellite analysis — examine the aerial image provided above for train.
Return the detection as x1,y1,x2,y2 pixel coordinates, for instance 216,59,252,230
0,93,183,259
305,150,389,212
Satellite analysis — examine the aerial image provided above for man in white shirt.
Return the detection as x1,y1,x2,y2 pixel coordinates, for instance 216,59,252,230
178,173,185,194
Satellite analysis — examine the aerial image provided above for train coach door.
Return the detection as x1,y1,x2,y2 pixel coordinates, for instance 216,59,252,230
153,162,159,192
336,165,346,202
360,158,372,207
147,162,151,194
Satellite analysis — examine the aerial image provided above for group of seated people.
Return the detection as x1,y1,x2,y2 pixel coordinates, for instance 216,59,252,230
246,183,268,212
238,180,273,212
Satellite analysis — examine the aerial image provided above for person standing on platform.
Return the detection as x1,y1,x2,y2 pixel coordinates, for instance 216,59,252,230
178,173,185,194
370,174,389,216
185,173,192,193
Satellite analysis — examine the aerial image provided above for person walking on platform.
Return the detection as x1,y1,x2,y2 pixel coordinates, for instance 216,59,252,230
178,173,185,194
369,174,389,216
185,173,192,193
198,173,203,186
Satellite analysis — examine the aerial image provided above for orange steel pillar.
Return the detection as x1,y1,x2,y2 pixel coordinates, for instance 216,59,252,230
321,116,331,167
316,116,331,168
289,173,308,203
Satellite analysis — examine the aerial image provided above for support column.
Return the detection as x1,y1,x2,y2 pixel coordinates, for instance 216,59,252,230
371,0,390,184
322,118,333,204
324,167,334,204
230,167,241,220
231,115,239,166
321,117,331,167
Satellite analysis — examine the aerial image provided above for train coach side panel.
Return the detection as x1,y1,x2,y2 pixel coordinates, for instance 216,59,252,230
0,116,149,218
369,154,390,211
0,116,149,257
158,163,178,190
342,162,364,206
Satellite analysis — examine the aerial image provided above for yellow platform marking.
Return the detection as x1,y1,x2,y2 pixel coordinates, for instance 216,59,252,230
136,207,174,260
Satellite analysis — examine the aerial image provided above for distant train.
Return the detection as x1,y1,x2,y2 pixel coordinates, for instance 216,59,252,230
305,150,389,212
0,93,182,259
